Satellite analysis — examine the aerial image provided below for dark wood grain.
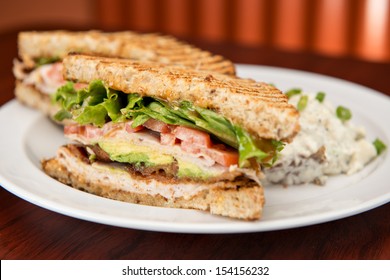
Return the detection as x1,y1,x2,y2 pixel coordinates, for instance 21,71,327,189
1,31,389,260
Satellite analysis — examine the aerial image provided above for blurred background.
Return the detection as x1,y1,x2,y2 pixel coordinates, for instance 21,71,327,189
1,0,389,92
1,0,389,61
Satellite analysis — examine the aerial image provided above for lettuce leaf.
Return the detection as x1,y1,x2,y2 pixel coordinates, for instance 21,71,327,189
53,81,124,127
53,80,283,167
176,101,238,148
234,126,269,167
35,56,60,67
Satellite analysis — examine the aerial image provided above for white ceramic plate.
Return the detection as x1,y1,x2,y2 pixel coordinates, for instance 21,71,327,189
1,65,389,233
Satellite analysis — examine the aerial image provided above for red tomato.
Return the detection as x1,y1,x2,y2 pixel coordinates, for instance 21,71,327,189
64,125,79,135
64,124,103,139
180,139,238,167
204,145,239,167
125,121,144,133
143,119,173,133
85,125,104,139
174,126,212,148
45,62,64,85
64,124,84,135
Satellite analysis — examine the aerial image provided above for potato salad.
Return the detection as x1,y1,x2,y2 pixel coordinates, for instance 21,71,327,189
263,89,385,185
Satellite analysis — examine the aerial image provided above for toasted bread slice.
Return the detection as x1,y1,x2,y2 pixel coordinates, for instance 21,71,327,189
18,30,235,75
63,54,300,141
42,145,265,220
14,81,58,117
14,81,76,124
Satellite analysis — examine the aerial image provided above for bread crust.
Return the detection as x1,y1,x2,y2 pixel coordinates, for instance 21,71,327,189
18,30,235,75
42,145,264,220
14,81,76,125
63,54,300,141
14,81,59,118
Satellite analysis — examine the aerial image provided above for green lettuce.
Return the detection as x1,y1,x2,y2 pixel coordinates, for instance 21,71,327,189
53,81,125,126
234,126,268,167
35,56,61,67
121,96,198,129
121,99,238,148
53,80,283,167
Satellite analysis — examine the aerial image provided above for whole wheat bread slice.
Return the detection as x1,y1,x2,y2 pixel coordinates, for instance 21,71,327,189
18,30,235,75
63,53,300,141
14,81,58,116
42,145,265,220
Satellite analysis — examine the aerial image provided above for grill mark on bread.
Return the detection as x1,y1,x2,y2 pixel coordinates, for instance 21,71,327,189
18,31,235,75
63,54,300,141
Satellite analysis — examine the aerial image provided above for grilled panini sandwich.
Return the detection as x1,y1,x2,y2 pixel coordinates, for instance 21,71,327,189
13,30,235,120
42,54,299,220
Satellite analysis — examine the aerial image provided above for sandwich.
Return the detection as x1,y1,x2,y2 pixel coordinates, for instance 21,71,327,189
13,30,235,120
42,53,300,220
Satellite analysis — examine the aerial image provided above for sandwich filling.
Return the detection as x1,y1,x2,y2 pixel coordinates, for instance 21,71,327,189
13,60,85,95
64,121,247,182
49,144,257,200
54,80,285,184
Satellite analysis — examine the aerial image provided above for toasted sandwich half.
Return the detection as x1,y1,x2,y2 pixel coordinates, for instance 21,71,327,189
13,30,235,121
42,54,299,220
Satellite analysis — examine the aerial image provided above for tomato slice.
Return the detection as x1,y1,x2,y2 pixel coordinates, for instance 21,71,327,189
173,126,238,166
64,124,103,140
45,62,64,85
64,124,84,135
85,125,103,139
125,121,144,133
180,140,238,167
204,145,239,167
174,126,212,148
143,119,173,133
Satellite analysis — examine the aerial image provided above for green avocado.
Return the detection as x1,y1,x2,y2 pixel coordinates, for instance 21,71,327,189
98,140,174,167
176,159,215,180
98,140,218,179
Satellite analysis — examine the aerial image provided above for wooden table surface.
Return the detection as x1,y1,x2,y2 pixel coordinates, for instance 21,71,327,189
1,31,390,260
